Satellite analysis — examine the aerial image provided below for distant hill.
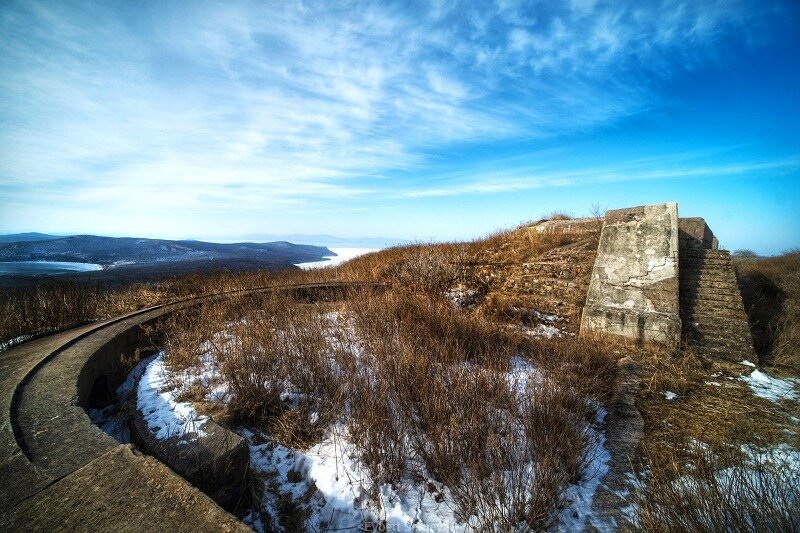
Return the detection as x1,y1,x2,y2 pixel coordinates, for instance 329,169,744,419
235,233,405,248
0,235,331,267
0,233,65,244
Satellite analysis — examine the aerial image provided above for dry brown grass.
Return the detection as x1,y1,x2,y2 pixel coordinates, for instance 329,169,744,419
0,266,352,351
637,442,799,532
0,282,102,346
635,344,799,532
734,250,800,373
156,286,618,529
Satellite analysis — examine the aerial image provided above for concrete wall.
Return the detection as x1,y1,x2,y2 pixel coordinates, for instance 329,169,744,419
678,217,718,250
579,203,681,347
530,217,601,237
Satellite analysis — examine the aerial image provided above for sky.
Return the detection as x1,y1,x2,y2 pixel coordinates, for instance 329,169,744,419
0,0,798,254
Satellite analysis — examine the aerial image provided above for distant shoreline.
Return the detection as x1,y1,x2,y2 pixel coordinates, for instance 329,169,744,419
294,247,379,270
0,261,103,276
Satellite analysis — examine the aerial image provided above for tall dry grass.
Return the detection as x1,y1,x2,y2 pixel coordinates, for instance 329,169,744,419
638,442,799,532
734,249,800,372
635,344,799,531
0,267,345,351
157,287,618,530
0,282,102,346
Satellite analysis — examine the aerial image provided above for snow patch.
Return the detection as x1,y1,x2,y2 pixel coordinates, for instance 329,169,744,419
295,247,378,270
136,353,209,440
740,369,799,402
446,287,479,308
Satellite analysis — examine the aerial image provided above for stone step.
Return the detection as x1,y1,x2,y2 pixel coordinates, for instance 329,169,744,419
687,335,753,351
681,248,730,259
680,265,738,277
683,306,750,323
682,309,746,324
683,322,753,343
690,341,755,359
687,333,755,350
680,280,740,292
679,278,741,291
680,258,733,269
515,287,586,302
514,276,586,290
682,306,747,322
683,320,752,341
521,263,590,279
681,283,743,297
683,306,749,322
680,286,742,299
681,293,744,306
680,290,745,307
684,329,753,349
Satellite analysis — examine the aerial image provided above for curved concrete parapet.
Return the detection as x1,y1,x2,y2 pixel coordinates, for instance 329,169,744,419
130,397,250,513
0,281,383,530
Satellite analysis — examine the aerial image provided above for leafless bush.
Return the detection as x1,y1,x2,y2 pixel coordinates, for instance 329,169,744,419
158,292,346,449
0,282,102,347
735,250,800,371
157,288,616,529
384,245,470,297
638,443,800,532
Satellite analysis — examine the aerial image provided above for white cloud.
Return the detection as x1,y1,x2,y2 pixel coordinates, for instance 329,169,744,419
396,154,800,199
0,0,778,217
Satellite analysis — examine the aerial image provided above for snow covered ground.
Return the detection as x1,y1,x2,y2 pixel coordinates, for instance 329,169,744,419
740,368,799,402
136,353,210,440
294,247,379,269
131,327,613,531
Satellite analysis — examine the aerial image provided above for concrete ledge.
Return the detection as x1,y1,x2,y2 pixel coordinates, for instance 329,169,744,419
679,217,718,250
0,282,384,525
130,395,250,513
530,217,601,237
0,444,250,532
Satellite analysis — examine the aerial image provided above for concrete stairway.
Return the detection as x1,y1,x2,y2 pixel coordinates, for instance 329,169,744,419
679,247,756,360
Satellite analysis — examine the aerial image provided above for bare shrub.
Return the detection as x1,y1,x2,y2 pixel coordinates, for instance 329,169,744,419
176,293,347,449
0,282,102,347
638,443,800,532
384,244,469,297
544,211,573,221
735,250,800,371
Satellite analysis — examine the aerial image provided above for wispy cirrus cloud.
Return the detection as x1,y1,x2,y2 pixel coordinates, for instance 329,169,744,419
0,0,791,231
395,154,800,199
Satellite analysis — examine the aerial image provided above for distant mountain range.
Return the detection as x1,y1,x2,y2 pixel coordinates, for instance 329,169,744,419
219,234,406,248
0,232,64,244
0,234,331,268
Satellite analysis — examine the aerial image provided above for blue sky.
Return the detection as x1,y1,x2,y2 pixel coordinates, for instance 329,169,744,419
1,0,798,254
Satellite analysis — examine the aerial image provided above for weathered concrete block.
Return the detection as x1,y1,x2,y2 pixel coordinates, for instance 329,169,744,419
580,203,681,346
130,381,249,513
678,217,717,249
